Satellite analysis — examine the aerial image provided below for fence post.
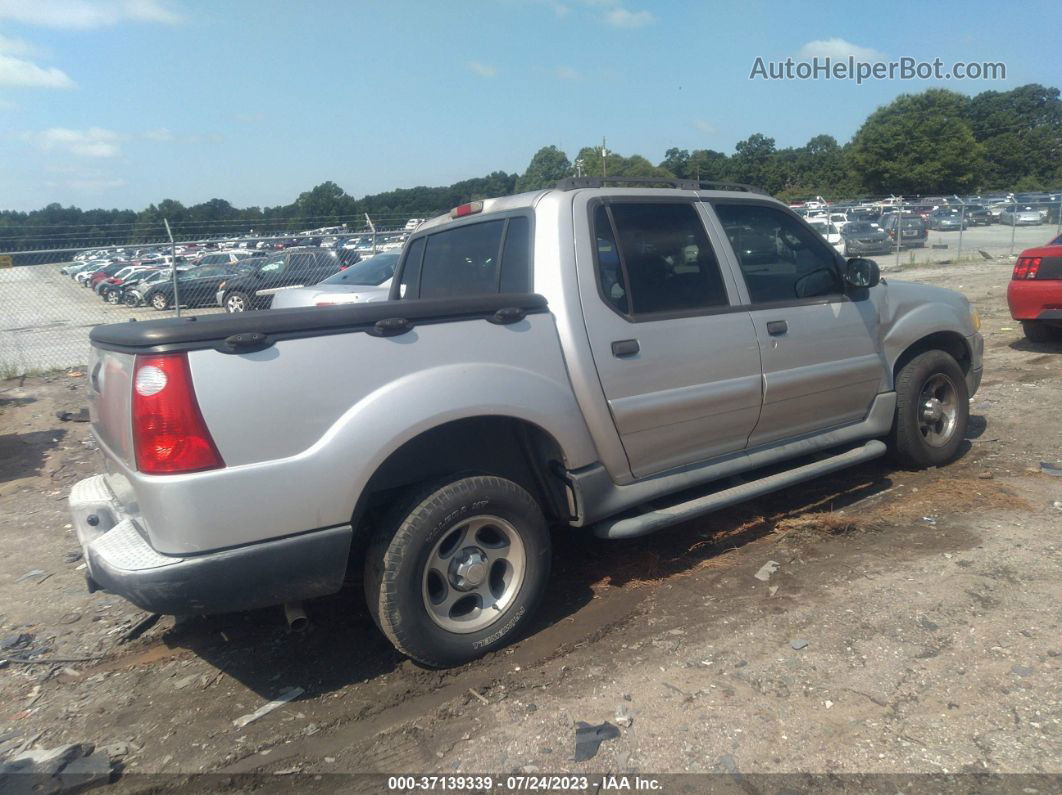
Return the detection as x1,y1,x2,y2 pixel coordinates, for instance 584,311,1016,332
163,218,180,317
956,198,966,264
894,197,903,270
1009,205,1017,257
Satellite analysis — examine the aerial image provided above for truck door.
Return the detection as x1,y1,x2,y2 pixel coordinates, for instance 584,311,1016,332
707,201,885,447
576,198,764,478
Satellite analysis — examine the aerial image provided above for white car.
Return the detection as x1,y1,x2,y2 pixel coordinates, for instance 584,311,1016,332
808,220,844,252
270,252,398,309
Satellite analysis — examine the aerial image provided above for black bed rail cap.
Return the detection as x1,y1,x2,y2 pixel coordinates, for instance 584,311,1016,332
554,176,768,194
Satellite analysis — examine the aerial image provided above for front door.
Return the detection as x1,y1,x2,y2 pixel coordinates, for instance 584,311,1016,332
708,201,886,447
576,199,764,478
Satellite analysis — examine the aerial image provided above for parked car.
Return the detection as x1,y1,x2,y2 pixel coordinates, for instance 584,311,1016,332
96,266,158,302
192,251,254,268
838,222,893,256
99,267,165,304
271,252,399,308
961,205,990,226
121,268,189,307
86,262,129,289
998,205,1042,226
73,178,982,667
881,215,928,248
807,220,843,250
216,247,343,312
1007,244,1062,342
143,263,252,310
927,210,968,231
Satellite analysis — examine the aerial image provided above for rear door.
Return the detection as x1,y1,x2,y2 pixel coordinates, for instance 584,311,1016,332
575,197,763,478
707,201,886,447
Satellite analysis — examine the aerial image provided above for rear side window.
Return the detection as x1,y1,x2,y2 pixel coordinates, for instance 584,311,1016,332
404,215,532,299
594,202,729,317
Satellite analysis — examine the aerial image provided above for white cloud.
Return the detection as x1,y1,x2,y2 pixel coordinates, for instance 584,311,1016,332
144,127,174,142
0,0,179,29
798,37,884,62
0,53,74,87
693,119,715,135
554,65,581,80
466,60,497,78
26,127,122,157
0,32,39,55
603,6,654,28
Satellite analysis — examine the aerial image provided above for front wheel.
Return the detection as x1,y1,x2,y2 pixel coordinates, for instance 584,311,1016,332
365,476,551,667
224,291,249,312
123,292,141,307
150,292,170,310
889,349,969,469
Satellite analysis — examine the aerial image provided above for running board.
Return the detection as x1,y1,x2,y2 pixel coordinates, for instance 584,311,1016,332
591,440,887,540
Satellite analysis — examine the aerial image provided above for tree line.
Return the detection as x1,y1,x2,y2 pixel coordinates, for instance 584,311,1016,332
1,83,1059,253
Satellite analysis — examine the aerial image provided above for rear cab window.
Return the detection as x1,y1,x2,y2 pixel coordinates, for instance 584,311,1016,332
396,214,532,299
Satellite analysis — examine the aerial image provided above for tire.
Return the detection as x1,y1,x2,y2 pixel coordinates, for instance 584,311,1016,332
1021,320,1062,343
224,291,249,313
365,475,551,668
889,350,969,469
123,292,141,308
105,289,121,305
150,292,170,311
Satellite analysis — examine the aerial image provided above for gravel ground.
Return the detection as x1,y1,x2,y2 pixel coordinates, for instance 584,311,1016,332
0,254,1059,789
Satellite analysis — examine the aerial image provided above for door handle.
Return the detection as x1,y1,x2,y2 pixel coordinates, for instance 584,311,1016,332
611,339,640,357
766,320,788,336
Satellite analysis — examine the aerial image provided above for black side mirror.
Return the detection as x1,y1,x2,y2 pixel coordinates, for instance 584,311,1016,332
844,257,880,289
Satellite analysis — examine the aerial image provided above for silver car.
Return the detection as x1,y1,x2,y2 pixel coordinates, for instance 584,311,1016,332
998,205,1042,226
270,252,398,308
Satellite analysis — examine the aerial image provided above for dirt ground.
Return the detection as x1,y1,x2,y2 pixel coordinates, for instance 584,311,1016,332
0,255,1060,788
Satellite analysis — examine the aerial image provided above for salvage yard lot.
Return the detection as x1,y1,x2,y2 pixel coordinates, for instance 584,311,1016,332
0,256,1059,780
0,222,1057,376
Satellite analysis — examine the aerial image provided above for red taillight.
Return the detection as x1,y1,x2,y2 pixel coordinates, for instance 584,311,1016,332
132,353,223,474
450,201,484,218
315,301,336,307
1014,257,1042,280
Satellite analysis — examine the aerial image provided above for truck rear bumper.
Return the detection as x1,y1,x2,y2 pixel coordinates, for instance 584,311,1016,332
69,475,352,615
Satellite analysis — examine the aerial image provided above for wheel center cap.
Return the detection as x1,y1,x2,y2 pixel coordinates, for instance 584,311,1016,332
450,548,488,590
922,398,943,422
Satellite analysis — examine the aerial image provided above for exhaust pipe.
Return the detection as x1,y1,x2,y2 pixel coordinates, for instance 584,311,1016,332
283,602,309,632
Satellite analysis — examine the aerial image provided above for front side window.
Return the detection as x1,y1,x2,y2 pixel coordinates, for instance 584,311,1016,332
714,203,843,304
594,202,729,317
258,255,285,275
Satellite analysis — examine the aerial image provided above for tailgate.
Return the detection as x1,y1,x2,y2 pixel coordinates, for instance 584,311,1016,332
89,346,136,466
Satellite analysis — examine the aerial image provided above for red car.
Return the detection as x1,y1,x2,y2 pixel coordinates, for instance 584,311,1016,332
1008,242,1062,342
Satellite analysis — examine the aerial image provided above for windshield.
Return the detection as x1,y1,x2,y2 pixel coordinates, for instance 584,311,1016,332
321,253,399,286
844,223,875,234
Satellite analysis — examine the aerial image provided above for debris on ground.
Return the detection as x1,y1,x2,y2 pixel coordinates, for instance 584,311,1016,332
753,560,780,582
118,613,160,643
55,408,89,423
573,721,620,762
790,639,809,651
614,703,633,728
1039,462,1062,477
0,743,113,792
1,633,34,651
15,570,50,584
233,687,305,729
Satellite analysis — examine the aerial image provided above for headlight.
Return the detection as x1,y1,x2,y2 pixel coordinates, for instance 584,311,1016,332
970,308,981,331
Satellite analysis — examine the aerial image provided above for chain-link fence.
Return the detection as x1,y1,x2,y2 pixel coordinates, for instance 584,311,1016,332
0,214,422,377
2,197,1061,378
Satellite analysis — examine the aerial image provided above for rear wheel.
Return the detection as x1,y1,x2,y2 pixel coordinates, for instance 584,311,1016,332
889,350,969,469
123,292,141,307
365,475,550,667
1021,320,1062,343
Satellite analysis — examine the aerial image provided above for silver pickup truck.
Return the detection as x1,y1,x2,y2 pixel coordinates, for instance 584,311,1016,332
70,179,983,667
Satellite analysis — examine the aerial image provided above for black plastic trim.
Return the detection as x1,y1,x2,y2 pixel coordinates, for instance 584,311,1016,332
90,293,550,354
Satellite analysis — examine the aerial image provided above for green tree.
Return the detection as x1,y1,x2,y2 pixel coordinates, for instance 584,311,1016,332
848,89,984,195
967,84,1062,189
515,145,572,192
729,134,777,190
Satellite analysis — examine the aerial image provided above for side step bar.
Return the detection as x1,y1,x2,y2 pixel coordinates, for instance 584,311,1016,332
591,439,887,540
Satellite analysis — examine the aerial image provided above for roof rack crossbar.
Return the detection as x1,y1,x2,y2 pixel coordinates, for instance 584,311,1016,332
554,176,767,194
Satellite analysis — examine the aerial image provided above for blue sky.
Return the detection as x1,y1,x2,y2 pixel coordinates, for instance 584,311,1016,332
0,0,1059,211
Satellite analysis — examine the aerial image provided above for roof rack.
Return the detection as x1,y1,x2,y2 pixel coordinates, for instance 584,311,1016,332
553,176,768,194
